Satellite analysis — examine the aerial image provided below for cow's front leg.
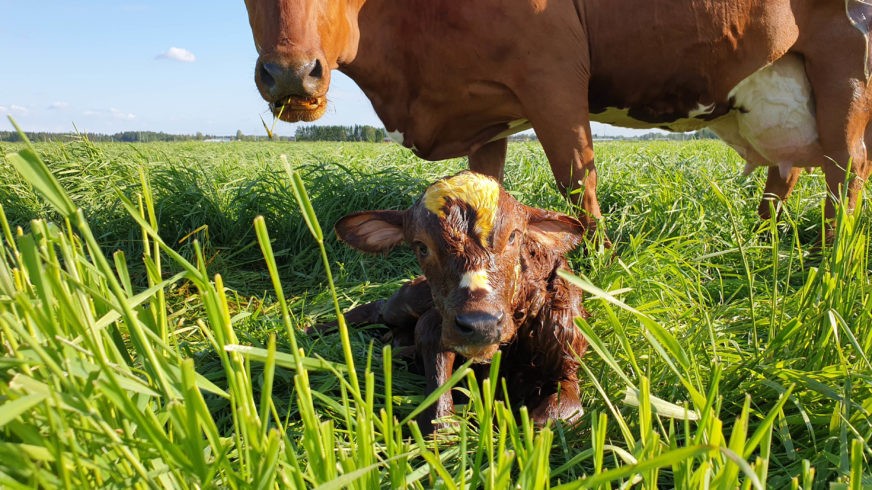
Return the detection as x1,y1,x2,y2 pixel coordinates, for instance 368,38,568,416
468,138,508,182
414,309,456,433
524,87,606,243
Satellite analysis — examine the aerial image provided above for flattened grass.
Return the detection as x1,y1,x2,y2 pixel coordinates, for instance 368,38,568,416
1,132,870,488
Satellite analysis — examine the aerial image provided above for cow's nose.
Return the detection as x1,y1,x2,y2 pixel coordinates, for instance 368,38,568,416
257,58,324,98
454,311,504,343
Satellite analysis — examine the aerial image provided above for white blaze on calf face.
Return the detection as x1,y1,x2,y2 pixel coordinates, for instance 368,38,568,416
460,269,493,293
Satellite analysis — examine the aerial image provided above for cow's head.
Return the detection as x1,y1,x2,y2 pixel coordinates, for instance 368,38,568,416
244,0,364,122
336,171,585,362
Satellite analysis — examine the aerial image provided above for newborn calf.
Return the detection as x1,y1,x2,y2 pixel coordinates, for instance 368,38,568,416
335,171,589,430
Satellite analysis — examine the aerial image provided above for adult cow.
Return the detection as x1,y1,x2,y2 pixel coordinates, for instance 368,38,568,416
244,0,872,233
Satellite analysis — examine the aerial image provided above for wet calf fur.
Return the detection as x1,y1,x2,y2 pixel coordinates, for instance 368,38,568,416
334,171,589,431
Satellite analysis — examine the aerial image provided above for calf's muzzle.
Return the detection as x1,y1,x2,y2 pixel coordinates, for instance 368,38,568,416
453,310,504,344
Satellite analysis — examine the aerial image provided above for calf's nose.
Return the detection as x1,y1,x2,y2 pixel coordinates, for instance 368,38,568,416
454,311,504,343
257,58,324,98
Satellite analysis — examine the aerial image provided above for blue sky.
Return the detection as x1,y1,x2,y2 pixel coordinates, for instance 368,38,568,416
0,0,381,137
1,1,635,137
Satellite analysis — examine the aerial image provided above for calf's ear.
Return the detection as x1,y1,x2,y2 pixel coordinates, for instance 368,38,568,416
335,210,405,253
526,207,585,254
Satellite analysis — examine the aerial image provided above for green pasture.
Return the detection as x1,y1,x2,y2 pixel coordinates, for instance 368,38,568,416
0,132,870,488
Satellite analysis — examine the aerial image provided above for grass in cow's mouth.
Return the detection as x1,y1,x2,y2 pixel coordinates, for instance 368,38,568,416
271,96,327,122
1,123,870,488
274,96,322,111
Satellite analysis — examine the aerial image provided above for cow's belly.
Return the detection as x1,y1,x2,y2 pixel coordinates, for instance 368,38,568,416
592,54,822,175
590,104,716,132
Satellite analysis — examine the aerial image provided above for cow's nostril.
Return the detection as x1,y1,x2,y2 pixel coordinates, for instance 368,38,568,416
259,62,278,89
309,58,323,79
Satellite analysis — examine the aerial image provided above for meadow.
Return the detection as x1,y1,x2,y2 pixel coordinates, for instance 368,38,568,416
0,132,870,488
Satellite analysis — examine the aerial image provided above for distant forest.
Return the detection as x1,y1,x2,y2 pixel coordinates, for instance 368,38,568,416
294,125,388,142
0,125,389,143
0,125,717,143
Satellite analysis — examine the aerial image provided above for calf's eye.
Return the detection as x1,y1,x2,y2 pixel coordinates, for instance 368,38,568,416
413,241,429,257
508,230,520,246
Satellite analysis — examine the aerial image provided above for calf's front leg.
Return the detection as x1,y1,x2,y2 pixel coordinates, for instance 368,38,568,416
414,309,456,433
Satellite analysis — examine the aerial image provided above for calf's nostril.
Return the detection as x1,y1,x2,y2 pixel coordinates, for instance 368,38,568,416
454,314,478,337
454,311,503,340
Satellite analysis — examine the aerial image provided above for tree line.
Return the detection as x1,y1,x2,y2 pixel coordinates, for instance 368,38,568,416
294,125,387,142
0,131,216,143
0,126,390,143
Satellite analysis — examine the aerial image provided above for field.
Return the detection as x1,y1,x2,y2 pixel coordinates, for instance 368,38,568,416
1,135,870,488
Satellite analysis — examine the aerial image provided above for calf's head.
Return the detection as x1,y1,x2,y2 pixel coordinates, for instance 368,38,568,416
335,171,585,362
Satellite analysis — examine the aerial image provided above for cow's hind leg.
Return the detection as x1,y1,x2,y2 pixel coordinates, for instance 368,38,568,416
468,138,508,182
759,165,803,221
797,11,871,226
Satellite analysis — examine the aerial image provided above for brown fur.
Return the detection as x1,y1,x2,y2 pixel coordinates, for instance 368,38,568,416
333,172,588,432
246,0,871,237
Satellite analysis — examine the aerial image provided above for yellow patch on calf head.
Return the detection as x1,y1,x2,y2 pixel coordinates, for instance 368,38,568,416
422,172,500,245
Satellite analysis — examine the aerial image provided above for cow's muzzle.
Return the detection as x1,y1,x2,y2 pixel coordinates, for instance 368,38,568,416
255,57,328,122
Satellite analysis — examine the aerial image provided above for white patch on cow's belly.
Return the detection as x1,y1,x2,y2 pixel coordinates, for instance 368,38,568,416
590,106,713,132
488,118,533,142
387,129,420,153
688,102,716,118
387,129,405,145
714,54,821,175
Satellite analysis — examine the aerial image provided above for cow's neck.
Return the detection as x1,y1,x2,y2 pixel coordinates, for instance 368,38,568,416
338,0,530,160
339,0,417,136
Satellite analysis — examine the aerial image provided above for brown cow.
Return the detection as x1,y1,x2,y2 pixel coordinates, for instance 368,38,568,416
333,171,589,431
244,0,872,234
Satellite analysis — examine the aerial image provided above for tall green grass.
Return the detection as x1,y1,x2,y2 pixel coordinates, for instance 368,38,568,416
1,124,870,487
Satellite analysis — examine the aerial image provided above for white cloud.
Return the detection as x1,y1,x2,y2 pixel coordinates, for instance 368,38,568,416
48,101,69,110
82,108,136,120
10,104,29,115
157,47,196,63
109,108,136,120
